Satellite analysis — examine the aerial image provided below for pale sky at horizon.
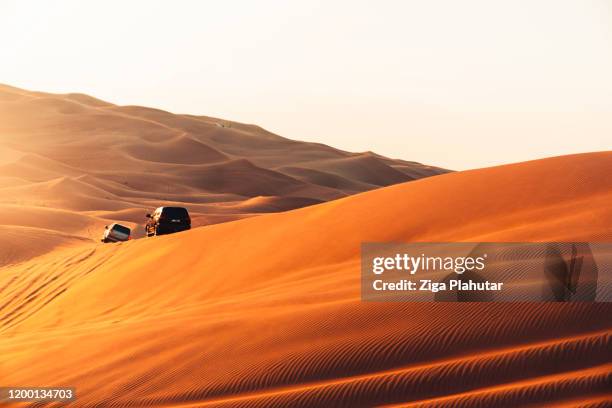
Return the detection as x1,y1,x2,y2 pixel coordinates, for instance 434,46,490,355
1,0,610,170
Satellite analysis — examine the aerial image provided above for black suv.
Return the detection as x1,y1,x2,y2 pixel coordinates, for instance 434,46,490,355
145,206,191,237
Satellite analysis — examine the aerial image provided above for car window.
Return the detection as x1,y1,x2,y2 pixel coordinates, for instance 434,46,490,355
162,207,189,218
112,224,131,235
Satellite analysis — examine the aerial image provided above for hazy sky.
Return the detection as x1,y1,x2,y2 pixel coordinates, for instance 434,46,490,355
1,0,610,169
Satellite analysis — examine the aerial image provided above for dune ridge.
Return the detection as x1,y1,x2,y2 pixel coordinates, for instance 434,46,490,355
0,152,611,407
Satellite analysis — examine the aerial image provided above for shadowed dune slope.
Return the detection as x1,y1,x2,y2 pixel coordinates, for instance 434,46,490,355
1,152,611,407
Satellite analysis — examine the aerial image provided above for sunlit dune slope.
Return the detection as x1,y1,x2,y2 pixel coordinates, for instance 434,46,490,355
1,152,611,407
0,205,131,268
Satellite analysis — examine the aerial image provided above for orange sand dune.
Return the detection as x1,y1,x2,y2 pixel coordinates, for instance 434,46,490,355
0,225,90,267
0,205,134,266
1,152,610,407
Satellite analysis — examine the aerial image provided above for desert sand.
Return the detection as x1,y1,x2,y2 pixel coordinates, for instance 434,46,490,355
0,83,446,265
0,84,610,407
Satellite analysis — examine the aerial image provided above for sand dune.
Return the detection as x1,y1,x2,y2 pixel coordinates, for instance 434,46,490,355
0,204,134,264
0,152,610,406
0,84,446,241
123,134,229,165
278,165,376,192
0,225,90,267
230,196,323,212
0,84,608,406
290,152,419,186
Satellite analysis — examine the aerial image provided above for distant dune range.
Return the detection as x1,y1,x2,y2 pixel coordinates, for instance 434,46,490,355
0,84,447,265
1,84,611,406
